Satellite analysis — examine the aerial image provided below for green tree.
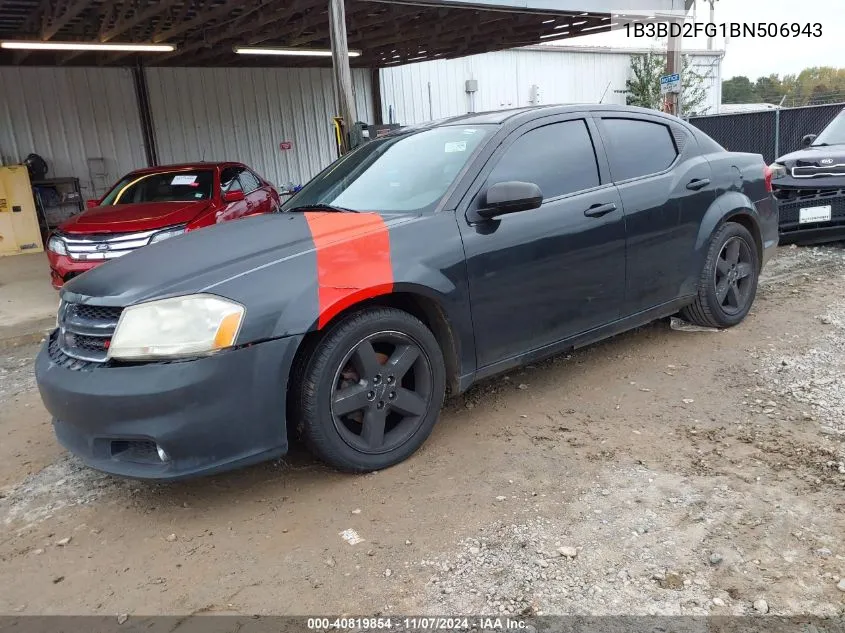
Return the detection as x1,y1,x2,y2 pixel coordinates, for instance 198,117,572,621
722,67,845,108
754,75,785,104
681,58,713,116
625,52,665,110
624,53,712,115
721,76,757,103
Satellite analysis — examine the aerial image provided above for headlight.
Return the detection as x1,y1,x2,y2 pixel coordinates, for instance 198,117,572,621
108,294,245,360
148,226,186,244
47,235,68,255
768,162,787,180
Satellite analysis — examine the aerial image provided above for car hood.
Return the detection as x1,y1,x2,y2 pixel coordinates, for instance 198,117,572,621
777,143,845,164
59,201,212,234
62,211,417,327
774,143,845,187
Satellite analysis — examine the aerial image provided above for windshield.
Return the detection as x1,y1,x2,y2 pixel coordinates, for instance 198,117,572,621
813,109,845,146
100,170,214,205
282,126,494,214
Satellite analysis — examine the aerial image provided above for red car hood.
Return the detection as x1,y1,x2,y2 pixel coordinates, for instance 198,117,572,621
59,201,212,234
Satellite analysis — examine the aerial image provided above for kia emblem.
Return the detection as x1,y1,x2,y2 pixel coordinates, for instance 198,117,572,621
820,158,834,165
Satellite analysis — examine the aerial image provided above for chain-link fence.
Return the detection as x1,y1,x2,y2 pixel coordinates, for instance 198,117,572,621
687,103,845,164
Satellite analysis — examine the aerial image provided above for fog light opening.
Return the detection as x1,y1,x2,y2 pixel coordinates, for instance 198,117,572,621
156,445,170,462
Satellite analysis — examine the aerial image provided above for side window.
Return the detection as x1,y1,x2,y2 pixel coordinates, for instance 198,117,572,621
240,170,261,193
486,119,600,200
601,118,678,181
220,166,244,193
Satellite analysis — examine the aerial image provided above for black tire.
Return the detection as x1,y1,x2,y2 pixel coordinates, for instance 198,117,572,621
291,307,446,472
681,221,760,328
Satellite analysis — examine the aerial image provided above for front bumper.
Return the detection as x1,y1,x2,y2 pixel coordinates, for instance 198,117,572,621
46,251,99,289
775,187,845,245
35,334,302,480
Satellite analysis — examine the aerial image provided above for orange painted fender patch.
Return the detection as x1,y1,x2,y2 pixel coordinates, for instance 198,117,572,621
305,212,394,329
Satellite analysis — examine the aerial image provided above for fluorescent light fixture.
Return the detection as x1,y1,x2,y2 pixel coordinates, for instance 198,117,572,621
233,46,361,57
0,40,174,52
581,23,617,32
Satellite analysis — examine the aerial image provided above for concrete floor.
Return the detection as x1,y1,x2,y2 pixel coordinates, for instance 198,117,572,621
0,252,58,345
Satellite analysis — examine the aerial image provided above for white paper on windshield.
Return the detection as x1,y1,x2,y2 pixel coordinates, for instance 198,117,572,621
171,175,197,185
445,141,467,153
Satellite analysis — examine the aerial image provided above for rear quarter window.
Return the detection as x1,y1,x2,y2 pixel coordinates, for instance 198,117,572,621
601,118,679,181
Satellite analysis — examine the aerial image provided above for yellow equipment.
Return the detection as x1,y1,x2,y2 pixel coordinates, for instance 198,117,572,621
0,165,44,256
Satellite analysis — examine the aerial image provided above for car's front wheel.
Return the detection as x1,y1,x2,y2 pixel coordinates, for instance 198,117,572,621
292,307,446,472
682,221,760,328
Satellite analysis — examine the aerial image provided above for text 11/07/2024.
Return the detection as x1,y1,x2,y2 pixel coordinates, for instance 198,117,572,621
306,617,533,630
625,22,822,39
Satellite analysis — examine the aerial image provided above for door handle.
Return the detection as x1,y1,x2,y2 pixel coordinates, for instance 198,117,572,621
686,178,711,191
584,202,617,218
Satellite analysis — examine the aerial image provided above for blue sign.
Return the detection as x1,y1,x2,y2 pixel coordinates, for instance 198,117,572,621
660,73,681,94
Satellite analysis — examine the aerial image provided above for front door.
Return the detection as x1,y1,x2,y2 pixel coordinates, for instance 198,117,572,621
459,116,627,369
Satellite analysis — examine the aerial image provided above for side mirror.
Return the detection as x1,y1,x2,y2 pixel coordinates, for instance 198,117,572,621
472,181,543,221
223,189,245,203
802,134,817,147
85,199,99,209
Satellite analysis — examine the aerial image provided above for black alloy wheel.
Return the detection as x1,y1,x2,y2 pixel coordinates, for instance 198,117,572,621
331,331,433,454
714,236,755,315
293,307,446,472
681,221,760,328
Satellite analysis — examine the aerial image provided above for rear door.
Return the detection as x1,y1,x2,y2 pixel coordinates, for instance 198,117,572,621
219,166,249,222
459,115,626,369
595,115,715,314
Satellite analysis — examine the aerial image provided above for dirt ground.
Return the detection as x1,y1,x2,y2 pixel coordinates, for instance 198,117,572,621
1,244,845,617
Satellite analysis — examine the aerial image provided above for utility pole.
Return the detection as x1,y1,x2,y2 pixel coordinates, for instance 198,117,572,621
666,21,682,117
666,0,695,117
706,0,715,50
328,0,358,154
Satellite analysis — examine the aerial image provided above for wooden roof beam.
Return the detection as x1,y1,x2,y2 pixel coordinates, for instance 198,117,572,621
42,0,92,39
153,1,310,65
99,0,183,42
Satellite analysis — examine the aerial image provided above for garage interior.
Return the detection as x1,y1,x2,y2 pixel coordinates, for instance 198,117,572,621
0,0,687,196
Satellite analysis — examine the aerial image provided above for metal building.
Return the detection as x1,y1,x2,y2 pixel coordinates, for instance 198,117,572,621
0,66,375,199
378,44,724,126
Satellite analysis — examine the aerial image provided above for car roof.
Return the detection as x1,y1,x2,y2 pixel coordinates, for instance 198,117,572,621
428,104,682,128
129,161,242,175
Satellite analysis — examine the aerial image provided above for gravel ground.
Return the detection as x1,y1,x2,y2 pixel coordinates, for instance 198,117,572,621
0,344,38,403
0,245,844,617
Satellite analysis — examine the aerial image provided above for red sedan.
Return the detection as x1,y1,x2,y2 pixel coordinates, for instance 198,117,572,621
46,162,281,288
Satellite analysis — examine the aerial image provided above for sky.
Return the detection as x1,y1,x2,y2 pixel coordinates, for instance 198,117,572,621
559,0,844,80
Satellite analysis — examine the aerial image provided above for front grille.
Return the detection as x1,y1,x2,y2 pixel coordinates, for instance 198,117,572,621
47,331,98,371
59,229,159,261
67,333,109,353
775,187,845,232
792,164,845,178
73,304,124,322
774,186,845,202
56,300,123,364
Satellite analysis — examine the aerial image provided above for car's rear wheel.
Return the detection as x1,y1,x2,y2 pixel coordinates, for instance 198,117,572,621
292,307,446,472
681,221,759,328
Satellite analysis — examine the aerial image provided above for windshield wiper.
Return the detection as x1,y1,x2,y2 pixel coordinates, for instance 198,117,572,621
284,204,358,213
811,142,831,147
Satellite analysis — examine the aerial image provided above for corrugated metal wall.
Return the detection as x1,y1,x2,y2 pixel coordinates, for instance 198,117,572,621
379,47,723,125
0,67,147,198
146,67,374,189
